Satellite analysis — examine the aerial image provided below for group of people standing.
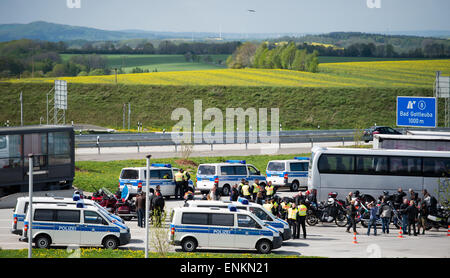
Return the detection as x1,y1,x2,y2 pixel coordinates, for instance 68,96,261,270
345,187,438,237
174,168,191,200
135,185,165,228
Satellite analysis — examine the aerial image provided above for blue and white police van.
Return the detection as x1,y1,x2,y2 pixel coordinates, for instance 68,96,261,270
20,200,131,249
184,198,291,240
196,160,267,196
168,206,282,254
266,157,309,191
11,196,124,236
119,164,195,196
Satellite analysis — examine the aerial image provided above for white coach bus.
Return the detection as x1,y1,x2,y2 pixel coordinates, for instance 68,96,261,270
307,147,450,202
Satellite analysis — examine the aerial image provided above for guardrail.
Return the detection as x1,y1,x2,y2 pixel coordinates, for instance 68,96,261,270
75,127,450,153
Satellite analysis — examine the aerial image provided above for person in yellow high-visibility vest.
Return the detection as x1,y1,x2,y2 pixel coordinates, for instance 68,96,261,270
297,201,308,239
265,181,275,199
251,179,260,202
174,169,184,200
263,199,273,212
287,203,299,239
241,181,251,200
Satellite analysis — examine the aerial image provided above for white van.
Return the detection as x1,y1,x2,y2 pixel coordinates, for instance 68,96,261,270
20,202,130,249
196,160,267,196
184,198,291,240
119,164,194,196
11,196,124,235
169,206,282,254
266,157,309,191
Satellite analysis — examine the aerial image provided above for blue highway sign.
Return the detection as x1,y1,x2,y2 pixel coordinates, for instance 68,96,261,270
397,96,437,128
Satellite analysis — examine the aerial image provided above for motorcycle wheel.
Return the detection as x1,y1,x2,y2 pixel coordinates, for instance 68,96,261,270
335,214,348,227
361,220,368,228
306,215,319,226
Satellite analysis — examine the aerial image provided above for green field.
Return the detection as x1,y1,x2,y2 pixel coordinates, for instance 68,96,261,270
317,56,436,63
61,54,229,73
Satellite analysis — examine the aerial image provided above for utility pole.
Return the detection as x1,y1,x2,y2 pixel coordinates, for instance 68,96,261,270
20,92,23,126
27,154,33,258
145,154,152,258
128,103,131,130
123,104,126,130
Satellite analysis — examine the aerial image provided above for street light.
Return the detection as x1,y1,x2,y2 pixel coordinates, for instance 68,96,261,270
145,154,152,258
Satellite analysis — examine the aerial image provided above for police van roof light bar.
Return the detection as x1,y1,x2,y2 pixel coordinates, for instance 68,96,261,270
294,157,310,161
151,163,172,168
225,160,246,164
237,197,249,205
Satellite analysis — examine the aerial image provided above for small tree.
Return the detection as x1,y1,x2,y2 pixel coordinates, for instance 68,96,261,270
149,209,170,256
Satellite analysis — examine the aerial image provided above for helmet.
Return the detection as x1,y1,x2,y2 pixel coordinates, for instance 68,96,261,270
383,190,389,195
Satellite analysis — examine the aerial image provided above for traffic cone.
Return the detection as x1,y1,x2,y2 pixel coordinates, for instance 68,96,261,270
447,225,449,237
353,232,358,244
398,228,404,238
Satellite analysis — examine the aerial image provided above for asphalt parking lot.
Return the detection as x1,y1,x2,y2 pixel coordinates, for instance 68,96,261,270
0,189,448,258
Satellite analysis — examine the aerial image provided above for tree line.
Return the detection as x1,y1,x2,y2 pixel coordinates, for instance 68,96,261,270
226,42,319,73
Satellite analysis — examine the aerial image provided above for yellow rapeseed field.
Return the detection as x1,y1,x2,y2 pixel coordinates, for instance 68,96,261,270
5,59,450,87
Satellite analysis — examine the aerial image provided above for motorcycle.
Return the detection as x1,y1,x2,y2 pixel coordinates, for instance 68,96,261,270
115,196,137,221
424,202,449,230
306,192,347,227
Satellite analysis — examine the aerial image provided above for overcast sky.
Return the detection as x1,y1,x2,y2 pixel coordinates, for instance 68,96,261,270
0,0,449,34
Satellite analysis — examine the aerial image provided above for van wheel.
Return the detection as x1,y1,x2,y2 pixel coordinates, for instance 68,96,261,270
35,235,51,249
256,240,272,254
181,237,197,252
222,185,231,196
290,181,299,192
103,236,119,249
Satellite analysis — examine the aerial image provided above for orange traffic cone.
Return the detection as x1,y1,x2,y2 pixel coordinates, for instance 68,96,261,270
447,225,449,237
353,232,358,244
398,228,404,238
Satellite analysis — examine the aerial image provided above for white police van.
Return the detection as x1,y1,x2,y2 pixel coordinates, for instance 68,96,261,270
266,157,309,191
196,160,266,196
119,164,194,196
184,198,292,241
20,201,131,249
169,206,282,254
11,196,124,236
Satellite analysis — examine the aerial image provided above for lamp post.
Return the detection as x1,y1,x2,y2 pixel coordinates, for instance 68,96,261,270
145,154,152,258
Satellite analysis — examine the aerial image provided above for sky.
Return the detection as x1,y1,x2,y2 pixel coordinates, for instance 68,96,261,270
0,0,449,34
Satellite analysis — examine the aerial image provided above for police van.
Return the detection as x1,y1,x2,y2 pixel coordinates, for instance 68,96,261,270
11,196,124,235
184,198,291,240
169,206,282,254
266,157,309,191
20,201,131,249
119,164,194,196
196,160,266,196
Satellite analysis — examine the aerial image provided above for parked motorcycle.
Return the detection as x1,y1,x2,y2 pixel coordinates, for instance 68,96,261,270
115,197,137,221
306,192,347,227
425,202,449,230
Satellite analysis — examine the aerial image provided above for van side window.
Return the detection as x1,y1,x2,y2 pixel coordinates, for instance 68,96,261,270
238,214,258,228
34,209,54,221
247,165,259,175
55,210,80,223
290,162,307,171
121,169,139,179
249,207,272,221
210,213,234,227
234,166,247,175
182,213,208,225
84,211,106,225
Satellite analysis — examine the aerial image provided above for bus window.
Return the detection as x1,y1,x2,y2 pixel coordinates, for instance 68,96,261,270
318,154,354,174
356,156,388,175
389,157,422,176
423,157,450,177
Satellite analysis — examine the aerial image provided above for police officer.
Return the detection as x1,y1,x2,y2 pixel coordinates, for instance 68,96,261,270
174,169,184,200
182,169,191,194
241,180,252,201
238,179,246,197
297,201,308,239
263,199,273,213
265,181,275,199
252,179,261,202
287,203,299,239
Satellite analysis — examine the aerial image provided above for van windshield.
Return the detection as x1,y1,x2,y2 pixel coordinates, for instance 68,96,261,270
267,162,285,171
121,169,139,179
198,165,216,175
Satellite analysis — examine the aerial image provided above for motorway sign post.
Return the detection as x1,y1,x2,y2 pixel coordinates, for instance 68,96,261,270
396,96,437,128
